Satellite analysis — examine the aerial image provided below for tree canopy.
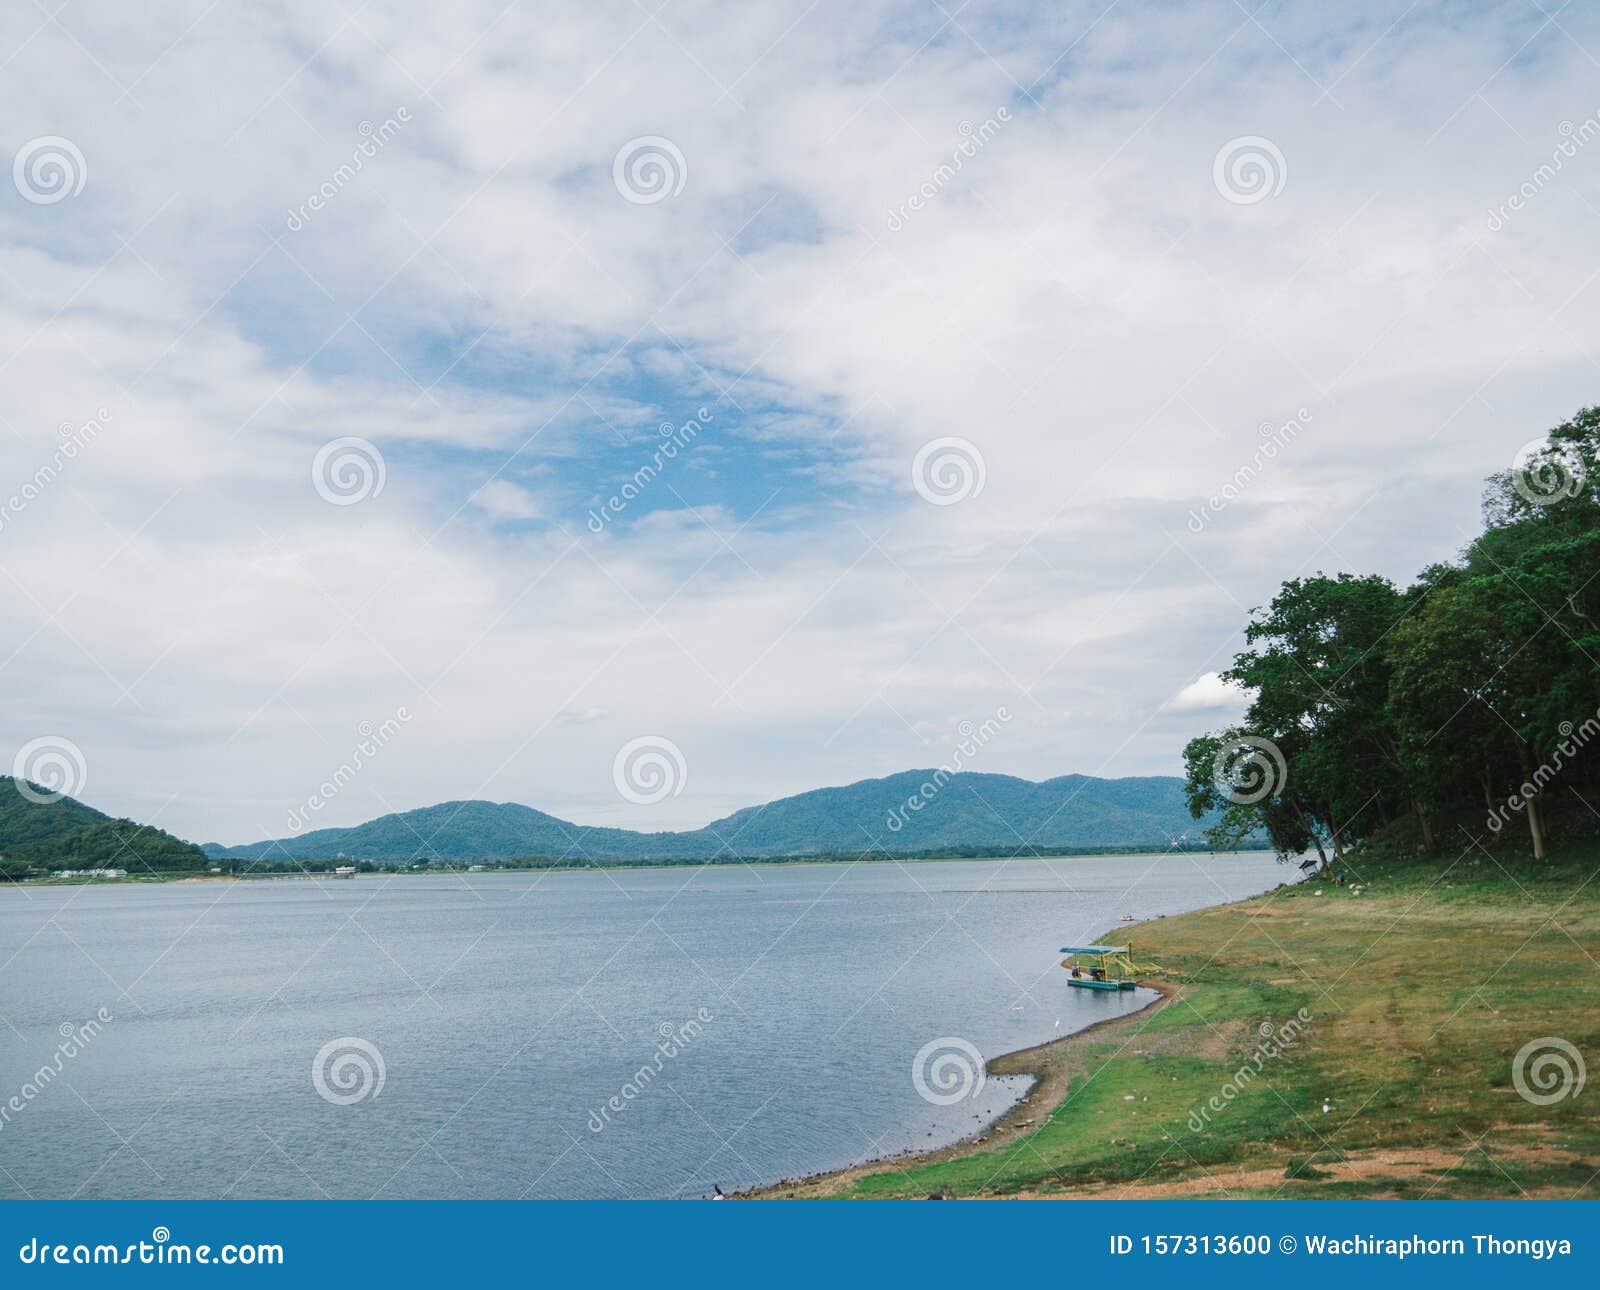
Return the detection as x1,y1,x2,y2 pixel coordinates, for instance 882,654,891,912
1185,405,1600,865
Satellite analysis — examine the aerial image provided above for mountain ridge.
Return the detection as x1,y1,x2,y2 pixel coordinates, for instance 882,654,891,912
204,769,1236,863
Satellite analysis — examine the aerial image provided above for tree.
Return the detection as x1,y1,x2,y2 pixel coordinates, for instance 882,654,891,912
1223,573,1418,859
1182,729,1327,869
1186,404,1600,865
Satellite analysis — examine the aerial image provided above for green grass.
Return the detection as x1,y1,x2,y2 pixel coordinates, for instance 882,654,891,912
826,840,1600,1198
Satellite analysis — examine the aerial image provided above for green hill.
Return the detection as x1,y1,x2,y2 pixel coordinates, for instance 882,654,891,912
0,777,209,879
207,770,1239,864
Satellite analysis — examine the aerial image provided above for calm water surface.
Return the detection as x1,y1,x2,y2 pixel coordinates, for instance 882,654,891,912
0,853,1288,1198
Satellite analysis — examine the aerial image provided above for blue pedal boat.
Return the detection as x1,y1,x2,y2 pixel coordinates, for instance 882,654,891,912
1059,945,1138,990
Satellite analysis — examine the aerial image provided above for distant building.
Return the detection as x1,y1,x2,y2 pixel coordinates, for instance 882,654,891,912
332,865,357,879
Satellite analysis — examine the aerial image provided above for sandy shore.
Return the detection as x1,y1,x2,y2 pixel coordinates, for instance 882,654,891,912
741,980,1178,1198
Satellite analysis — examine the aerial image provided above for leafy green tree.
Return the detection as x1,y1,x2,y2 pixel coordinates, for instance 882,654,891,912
1389,581,1517,843
1182,729,1327,868
1224,573,1419,858
1188,405,1600,865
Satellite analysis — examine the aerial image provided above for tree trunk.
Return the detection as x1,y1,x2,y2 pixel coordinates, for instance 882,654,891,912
1517,743,1547,861
1312,834,1329,872
1528,795,1547,860
1413,797,1435,851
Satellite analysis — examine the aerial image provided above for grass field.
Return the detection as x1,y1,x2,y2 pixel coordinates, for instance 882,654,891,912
773,839,1600,1198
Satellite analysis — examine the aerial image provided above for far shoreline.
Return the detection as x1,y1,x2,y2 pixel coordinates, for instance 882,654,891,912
4,847,1278,889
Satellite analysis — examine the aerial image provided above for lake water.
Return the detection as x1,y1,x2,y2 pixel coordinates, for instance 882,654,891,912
0,853,1287,1199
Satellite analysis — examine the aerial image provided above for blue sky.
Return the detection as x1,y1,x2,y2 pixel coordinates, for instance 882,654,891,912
3,0,1598,841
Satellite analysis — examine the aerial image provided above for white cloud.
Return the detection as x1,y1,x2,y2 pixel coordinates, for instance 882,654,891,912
1166,673,1251,713
469,480,542,521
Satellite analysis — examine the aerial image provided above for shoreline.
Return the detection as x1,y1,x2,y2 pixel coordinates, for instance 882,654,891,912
738,845,1600,1200
740,980,1179,1198
3,849,1275,889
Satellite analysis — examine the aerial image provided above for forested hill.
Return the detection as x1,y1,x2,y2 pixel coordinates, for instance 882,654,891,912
0,777,209,878
207,771,1227,863
1185,405,1600,866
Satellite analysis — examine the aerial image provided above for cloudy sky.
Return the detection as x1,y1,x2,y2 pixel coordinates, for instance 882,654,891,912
3,0,1598,843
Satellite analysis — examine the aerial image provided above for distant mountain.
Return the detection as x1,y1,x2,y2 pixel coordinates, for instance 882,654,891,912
0,777,209,878
207,770,1231,864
